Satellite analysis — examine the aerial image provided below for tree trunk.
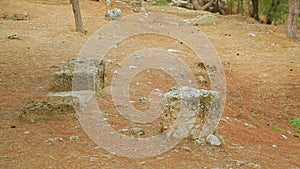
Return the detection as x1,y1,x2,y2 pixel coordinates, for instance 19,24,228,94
201,0,215,10
70,0,85,33
238,0,244,14
287,0,300,40
191,0,216,11
251,0,259,21
266,0,281,24
191,0,202,10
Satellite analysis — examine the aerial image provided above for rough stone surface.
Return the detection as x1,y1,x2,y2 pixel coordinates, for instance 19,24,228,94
160,86,221,142
171,0,193,9
206,134,221,146
183,14,217,25
105,8,122,20
54,58,105,95
21,96,79,121
1,13,30,21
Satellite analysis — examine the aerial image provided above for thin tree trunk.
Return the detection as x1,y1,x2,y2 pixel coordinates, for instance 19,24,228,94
229,0,233,14
266,0,281,24
70,0,85,33
251,0,259,21
191,0,202,10
201,0,215,10
237,0,244,14
287,0,300,40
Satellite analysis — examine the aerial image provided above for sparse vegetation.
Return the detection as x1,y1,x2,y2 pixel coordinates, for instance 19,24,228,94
250,113,258,120
271,125,283,131
290,116,300,133
153,0,169,6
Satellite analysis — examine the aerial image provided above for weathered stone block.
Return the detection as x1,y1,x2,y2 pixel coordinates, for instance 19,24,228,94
21,96,79,121
54,58,105,95
160,86,221,142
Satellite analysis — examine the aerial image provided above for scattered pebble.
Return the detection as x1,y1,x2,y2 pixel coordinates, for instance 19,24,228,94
198,76,207,83
139,97,148,103
248,33,256,37
46,137,63,142
138,161,145,165
7,34,20,40
89,155,98,162
69,135,79,141
272,144,278,148
281,135,287,139
30,119,36,124
244,123,257,128
181,146,192,152
247,162,261,168
24,131,30,135
167,49,180,53
131,127,145,136
206,134,221,146
236,160,246,166
128,65,137,69
105,8,122,20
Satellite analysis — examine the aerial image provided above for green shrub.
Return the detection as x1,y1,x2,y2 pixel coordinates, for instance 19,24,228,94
153,0,169,6
290,116,300,128
271,125,283,131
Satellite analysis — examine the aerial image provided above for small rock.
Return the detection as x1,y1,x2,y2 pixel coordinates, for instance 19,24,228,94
244,123,257,128
206,134,221,146
105,8,122,20
281,135,287,139
139,97,148,103
128,65,137,69
130,127,145,137
114,70,119,75
198,76,207,83
30,119,36,124
247,162,261,168
248,33,256,37
24,131,30,135
69,135,79,141
89,155,98,162
236,160,246,166
138,161,145,165
11,125,16,128
46,137,64,142
167,49,180,53
181,146,192,152
7,34,20,40
120,127,129,133
106,0,111,6
272,144,278,148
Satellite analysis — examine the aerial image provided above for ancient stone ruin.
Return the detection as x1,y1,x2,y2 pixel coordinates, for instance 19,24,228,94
21,58,222,144
160,86,221,142
21,57,105,121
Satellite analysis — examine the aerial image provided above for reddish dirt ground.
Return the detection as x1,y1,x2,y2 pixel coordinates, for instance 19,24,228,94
0,0,300,168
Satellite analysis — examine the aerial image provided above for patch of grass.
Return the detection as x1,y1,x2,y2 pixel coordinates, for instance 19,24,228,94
271,125,283,131
290,117,300,128
250,113,258,120
290,117,300,133
153,0,169,6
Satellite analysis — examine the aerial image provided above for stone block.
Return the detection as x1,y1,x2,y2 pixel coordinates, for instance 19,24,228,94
21,96,79,121
160,86,221,142
54,58,105,95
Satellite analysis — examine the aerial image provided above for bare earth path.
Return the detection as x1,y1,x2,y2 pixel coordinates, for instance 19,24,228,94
0,0,299,168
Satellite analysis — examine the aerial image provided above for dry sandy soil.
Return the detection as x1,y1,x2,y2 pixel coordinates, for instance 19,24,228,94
0,0,300,168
